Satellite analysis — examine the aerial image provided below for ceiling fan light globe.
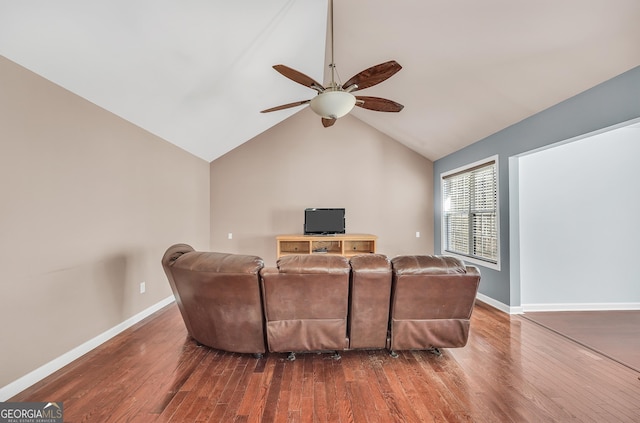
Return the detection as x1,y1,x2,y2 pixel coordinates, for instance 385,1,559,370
309,91,356,119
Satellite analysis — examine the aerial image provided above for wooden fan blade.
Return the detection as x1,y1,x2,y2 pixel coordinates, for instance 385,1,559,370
260,100,310,113
355,96,404,112
273,65,325,92
322,117,337,127
343,60,402,92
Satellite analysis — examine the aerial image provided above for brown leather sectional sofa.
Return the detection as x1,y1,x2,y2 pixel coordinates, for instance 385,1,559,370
162,244,481,359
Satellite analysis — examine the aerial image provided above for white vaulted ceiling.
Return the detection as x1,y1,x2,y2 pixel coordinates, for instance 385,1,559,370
1,0,639,162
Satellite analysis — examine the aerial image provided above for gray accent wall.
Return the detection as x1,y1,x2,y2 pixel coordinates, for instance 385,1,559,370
433,65,640,308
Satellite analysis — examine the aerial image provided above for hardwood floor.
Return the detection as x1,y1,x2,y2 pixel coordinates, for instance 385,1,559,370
523,310,640,373
11,302,640,422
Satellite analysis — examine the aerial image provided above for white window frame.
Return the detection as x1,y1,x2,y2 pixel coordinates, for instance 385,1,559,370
441,155,501,271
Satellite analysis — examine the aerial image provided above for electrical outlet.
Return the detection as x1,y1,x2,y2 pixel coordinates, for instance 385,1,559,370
228,233,233,239
140,282,146,294
416,231,420,238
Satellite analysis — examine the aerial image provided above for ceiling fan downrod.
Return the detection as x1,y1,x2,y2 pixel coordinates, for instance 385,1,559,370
329,0,338,91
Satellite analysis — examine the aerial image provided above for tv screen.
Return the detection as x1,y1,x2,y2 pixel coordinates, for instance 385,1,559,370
304,208,345,235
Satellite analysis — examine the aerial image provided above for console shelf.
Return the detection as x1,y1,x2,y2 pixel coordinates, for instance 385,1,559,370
276,234,377,259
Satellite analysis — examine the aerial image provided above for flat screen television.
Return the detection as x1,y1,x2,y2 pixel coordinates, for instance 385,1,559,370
304,208,345,235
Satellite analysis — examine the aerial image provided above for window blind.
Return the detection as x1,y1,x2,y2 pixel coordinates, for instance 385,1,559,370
443,160,498,263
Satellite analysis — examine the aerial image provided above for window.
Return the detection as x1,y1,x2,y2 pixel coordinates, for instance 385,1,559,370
442,157,499,268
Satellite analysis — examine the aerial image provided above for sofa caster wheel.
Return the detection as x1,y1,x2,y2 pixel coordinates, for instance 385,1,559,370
427,347,442,356
253,353,264,359
331,351,341,361
287,352,296,361
389,350,399,358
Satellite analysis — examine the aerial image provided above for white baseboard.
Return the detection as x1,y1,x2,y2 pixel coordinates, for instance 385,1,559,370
474,296,640,314
522,302,640,312
0,296,175,401
476,293,524,315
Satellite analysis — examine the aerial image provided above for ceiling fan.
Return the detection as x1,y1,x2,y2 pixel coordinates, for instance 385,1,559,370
260,0,404,128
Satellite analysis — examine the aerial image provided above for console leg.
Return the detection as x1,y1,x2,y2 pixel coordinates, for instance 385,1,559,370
389,350,399,358
252,353,264,359
287,352,296,361
331,351,341,361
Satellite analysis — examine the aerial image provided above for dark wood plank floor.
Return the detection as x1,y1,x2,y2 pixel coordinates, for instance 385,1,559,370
11,302,640,422
523,310,640,373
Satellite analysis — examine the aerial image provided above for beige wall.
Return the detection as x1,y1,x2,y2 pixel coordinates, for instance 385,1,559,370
0,57,210,388
210,108,434,266
1,55,433,391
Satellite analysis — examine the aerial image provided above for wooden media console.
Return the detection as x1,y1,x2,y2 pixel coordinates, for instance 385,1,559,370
276,234,377,259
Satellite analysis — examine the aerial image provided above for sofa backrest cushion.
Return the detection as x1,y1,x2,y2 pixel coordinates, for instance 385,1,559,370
390,255,481,321
170,251,263,274
276,254,350,274
391,255,467,275
349,253,391,273
348,254,392,349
